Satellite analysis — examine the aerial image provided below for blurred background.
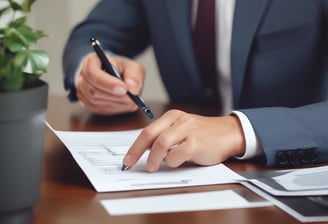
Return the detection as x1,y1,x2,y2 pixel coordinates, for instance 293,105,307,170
29,0,168,102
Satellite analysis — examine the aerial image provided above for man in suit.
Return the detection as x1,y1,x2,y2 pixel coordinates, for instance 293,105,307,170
63,0,328,172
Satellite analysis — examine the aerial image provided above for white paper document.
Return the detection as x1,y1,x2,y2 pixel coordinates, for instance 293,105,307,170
100,189,272,215
48,124,246,192
273,165,328,191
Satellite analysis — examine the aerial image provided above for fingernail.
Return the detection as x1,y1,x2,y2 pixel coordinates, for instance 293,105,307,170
126,78,137,87
147,161,156,172
123,154,131,166
113,86,126,95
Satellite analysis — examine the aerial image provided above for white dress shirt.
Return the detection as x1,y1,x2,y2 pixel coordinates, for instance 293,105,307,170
193,0,263,159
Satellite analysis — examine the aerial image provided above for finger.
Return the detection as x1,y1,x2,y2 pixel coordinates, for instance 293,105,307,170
82,53,128,95
123,110,184,170
77,75,108,101
77,78,138,115
146,121,189,171
78,58,140,115
148,114,194,169
165,140,194,168
77,91,137,115
113,56,145,95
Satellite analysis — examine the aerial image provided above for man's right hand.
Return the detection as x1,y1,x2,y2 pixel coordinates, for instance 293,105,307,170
76,53,145,115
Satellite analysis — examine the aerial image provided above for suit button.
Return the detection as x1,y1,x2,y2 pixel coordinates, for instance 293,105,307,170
277,152,289,166
289,151,302,165
302,149,317,164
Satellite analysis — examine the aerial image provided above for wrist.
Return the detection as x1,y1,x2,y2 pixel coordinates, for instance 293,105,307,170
228,115,246,157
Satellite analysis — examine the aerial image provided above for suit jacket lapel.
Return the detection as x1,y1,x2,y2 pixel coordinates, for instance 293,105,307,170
231,0,270,108
164,0,203,96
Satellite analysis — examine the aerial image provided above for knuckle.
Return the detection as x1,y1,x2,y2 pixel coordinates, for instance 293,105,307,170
165,158,179,168
89,73,102,86
155,135,171,149
141,126,155,140
179,113,195,123
129,59,145,72
165,109,184,117
135,63,145,76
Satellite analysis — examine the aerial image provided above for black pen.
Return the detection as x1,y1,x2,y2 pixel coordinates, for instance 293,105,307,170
89,37,154,120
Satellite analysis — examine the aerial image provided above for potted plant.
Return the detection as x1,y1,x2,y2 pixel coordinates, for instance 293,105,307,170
0,0,49,223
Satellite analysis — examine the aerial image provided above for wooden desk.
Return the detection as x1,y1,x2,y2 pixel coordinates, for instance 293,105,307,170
31,95,316,224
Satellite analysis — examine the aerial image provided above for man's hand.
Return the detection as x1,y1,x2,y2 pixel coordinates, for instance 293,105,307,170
123,109,246,172
76,53,145,115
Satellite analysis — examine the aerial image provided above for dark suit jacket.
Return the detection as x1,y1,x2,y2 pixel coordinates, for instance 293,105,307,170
63,0,328,167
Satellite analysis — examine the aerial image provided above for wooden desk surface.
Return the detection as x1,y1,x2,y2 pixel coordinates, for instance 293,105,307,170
31,95,319,224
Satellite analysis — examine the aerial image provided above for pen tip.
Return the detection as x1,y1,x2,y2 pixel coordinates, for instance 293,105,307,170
148,111,154,120
121,164,129,171
143,107,154,120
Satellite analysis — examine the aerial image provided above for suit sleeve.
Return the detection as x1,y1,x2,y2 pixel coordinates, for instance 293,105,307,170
62,0,150,101
241,102,328,167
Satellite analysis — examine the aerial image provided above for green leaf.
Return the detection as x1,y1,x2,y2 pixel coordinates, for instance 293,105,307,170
3,24,45,52
14,50,28,69
0,59,24,92
0,6,10,18
20,50,49,75
0,0,49,92
11,16,27,27
0,55,10,79
4,27,28,52
33,29,48,39
2,71,24,91
16,25,39,43
9,0,24,12
21,0,37,13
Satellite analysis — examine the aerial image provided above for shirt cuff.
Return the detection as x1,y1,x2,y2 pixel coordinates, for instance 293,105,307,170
73,55,88,88
231,111,263,160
